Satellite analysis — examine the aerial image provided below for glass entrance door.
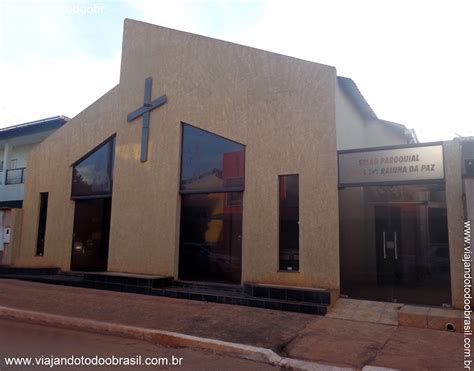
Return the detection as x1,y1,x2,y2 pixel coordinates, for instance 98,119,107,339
375,205,400,286
340,184,451,306
178,192,242,284
71,198,112,271
374,203,426,302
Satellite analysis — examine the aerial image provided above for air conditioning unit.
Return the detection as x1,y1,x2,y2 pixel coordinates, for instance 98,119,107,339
466,159,474,176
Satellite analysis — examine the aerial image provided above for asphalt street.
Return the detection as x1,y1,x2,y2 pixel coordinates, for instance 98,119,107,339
0,319,280,370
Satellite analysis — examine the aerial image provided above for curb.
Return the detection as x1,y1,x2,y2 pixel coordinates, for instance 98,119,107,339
0,305,395,371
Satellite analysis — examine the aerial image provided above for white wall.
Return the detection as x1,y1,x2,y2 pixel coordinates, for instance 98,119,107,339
10,143,34,169
0,143,32,170
336,84,409,150
0,143,35,201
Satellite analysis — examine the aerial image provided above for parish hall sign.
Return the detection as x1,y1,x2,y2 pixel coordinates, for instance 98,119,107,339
338,144,444,186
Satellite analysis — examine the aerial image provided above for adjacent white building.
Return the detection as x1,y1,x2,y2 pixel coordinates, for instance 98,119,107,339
0,116,69,260
336,76,418,150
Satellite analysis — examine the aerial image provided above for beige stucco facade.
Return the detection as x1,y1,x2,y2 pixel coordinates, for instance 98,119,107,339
0,208,22,266
10,19,467,309
13,20,340,290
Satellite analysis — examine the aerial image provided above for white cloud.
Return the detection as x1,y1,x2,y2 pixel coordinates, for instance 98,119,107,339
0,0,121,125
199,0,474,141
126,0,206,34
0,52,120,125
1,0,472,142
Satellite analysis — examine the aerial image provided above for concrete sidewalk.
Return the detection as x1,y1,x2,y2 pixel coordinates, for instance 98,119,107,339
0,279,465,370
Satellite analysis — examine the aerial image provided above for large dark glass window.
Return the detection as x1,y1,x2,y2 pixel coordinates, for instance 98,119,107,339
36,192,49,256
71,137,115,199
180,124,245,193
279,175,299,271
179,123,245,284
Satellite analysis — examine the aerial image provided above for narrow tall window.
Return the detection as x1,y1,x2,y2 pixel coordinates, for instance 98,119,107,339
279,175,299,271
36,192,49,256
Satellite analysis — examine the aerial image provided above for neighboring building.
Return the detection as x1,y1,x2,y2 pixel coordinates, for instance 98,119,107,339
8,20,466,311
460,137,474,222
460,138,474,298
0,116,69,262
336,76,417,150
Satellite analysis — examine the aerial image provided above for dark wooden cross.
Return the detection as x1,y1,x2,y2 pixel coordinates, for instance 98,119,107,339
127,77,167,162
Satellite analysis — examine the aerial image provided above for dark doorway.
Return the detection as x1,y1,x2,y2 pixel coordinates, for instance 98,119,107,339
71,198,112,271
179,192,242,283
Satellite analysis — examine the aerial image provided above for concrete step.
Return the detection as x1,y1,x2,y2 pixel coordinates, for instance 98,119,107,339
0,270,329,315
58,271,85,278
0,266,60,276
152,286,328,315
172,280,243,293
398,305,465,333
82,272,173,289
244,282,332,305
0,272,173,295
0,274,84,287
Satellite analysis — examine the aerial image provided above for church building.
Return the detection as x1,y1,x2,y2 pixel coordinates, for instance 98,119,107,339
9,19,468,312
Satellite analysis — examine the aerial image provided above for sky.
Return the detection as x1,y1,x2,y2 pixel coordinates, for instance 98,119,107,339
0,0,473,142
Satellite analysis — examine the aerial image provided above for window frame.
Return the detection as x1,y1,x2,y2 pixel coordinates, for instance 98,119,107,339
179,122,245,195
35,192,49,256
278,174,300,272
70,135,116,200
